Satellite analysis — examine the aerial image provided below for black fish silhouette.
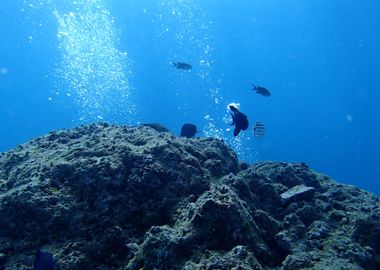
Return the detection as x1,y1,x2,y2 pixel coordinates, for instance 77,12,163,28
180,123,197,138
229,105,249,136
252,84,271,97
171,61,192,70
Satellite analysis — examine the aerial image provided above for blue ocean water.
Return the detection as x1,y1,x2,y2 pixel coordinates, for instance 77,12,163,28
1,0,379,195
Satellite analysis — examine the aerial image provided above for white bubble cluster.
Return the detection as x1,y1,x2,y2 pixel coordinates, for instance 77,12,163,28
23,0,135,123
53,1,134,123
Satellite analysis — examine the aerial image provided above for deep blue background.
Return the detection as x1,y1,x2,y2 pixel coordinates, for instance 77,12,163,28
1,0,379,195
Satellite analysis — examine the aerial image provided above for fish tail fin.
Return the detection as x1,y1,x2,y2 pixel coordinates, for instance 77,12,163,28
251,84,257,90
170,61,177,67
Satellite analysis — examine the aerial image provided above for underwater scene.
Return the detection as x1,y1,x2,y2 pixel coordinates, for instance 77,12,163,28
1,1,380,195
1,1,380,269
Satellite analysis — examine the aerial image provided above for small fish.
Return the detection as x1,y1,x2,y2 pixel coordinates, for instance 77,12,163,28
170,61,192,70
180,123,197,138
229,105,249,136
253,121,265,139
252,84,271,97
28,249,55,270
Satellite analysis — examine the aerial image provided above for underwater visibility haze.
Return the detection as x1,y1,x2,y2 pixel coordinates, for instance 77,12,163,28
1,0,380,195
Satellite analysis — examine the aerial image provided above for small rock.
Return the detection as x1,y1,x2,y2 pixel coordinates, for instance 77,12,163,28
149,226,161,234
274,231,292,253
282,252,313,270
307,220,330,240
231,245,248,259
280,184,315,205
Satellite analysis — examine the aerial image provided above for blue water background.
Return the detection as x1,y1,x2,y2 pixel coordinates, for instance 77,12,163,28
1,0,379,195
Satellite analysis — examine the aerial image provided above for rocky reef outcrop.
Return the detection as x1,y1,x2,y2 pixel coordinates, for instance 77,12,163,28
0,123,379,270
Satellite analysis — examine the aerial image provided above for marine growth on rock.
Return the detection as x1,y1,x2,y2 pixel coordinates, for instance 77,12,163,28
0,123,379,270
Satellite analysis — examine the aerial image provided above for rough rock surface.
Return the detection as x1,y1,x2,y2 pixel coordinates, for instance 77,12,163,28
0,123,379,270
280,184,316,205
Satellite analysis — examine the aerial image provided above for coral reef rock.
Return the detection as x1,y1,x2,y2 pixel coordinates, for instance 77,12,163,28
0,123,379,270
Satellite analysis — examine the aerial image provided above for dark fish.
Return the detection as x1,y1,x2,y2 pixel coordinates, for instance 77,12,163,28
141,123,170,133
180,123,197,138
253,121,265,139
252,84,271,97
171,61,192,70
229,105,249,136
31,249,55,270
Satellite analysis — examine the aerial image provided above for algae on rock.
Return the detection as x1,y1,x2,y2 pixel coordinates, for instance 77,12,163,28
0,123,379,270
